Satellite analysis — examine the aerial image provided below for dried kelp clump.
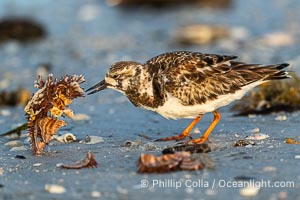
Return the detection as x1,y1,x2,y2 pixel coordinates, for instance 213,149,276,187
232,73,300,115
24,74,85,155
0,17,46,43
107,0,232,8
0,87,31,106
137,152,215,173
162,143,211,154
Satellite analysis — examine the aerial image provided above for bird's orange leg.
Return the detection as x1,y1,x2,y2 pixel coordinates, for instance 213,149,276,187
188,111,221,144
155,115,203,142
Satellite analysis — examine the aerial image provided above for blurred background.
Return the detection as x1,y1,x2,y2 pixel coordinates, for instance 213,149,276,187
0,0,299,91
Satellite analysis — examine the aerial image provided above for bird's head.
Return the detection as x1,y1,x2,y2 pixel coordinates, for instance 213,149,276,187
86,61,142,95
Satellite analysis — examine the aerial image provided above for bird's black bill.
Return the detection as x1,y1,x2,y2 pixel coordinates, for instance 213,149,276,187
86,80,107,95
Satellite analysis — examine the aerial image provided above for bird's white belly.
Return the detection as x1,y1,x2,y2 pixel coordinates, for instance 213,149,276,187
143,81,264,119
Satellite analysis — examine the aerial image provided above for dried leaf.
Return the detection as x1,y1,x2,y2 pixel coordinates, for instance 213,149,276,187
59,152,98,169
137,152,208,173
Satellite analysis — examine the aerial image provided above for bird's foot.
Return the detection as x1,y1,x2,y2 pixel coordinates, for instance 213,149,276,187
185,136,208,144
154,133,193,142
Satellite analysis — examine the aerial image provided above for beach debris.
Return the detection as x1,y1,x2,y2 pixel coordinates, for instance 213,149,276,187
246,133,269,140
162,143,211,154
259,32,294,47
107,0,232,9
245,128,260,133
0,87,31,106
9,146,28,151
4,140,23,147
285,138,300,144
90,191,102,198
173,24,230,45
274,115,287,121
122,140,143,147
24,74,85,155
54,133,77,143
232,73,300,115
233,140,256,147
121,140,157,151
68,113,90,121
59,152,98,169
0,123,27,138
137,133,152,140
15,155,26,159
239,185,260,197
45,184,66,194
0,17,46,43
137,152,211,173
84,135,104,144
33,163,42,167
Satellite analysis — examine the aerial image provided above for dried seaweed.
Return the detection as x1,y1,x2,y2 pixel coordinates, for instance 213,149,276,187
233,140,256,147
137,152,210,173
24,74,85,155
0,87,31,106
0,123,27,137
232,73,300,115
162,143,211,154
0,17,46,43
59,152,98,169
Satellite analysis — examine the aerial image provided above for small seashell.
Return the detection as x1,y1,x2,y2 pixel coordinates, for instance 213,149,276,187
33,163,42,167
85,135,91,143
122,140,142,147
45,184,66,194
10,146,28,151
84,136,104,144
192,128,201,134
275,115,287,121
90,191,102,198
240,185,260,197
0,168,4,175
246,128,260,133
54,133,77,143
246,133,269,140
69,113,90,121
5,140,23,147
233,140,256,147
262,166,276,172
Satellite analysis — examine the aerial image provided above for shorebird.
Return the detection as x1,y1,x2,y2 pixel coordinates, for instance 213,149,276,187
86,51,290,144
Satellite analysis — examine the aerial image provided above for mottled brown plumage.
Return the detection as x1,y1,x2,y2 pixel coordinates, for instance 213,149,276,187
87,51,290,144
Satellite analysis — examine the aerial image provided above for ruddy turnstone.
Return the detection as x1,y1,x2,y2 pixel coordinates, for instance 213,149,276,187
86,51,290,144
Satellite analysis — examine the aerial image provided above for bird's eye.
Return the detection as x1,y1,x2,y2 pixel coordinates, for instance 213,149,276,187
113,74,119,79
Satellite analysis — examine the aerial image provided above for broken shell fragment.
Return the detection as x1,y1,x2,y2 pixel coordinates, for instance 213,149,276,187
246,133,269,140
45,184,66,194
59,151,98,169
84,136,104,144
54,133,77,143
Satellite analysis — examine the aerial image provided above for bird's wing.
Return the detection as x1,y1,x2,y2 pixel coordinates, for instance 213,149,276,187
146,51,259,106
